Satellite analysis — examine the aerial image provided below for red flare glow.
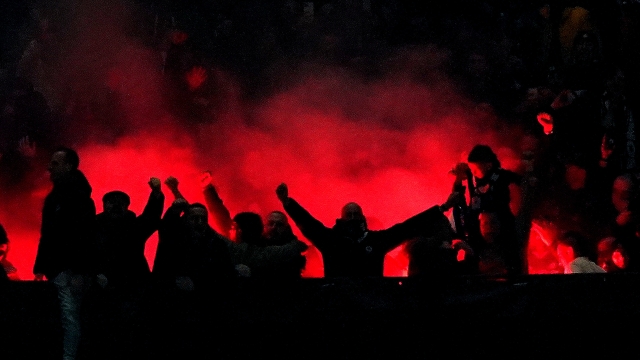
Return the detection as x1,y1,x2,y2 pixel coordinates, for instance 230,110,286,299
527,220,563,274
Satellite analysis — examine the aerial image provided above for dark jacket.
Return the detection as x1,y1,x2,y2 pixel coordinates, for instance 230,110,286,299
225,234,308,279
153,204,236,289
283,199,449,277
34,169,97,280
96,190,164,286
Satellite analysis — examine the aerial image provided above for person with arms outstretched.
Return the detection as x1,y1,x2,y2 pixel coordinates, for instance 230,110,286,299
275,183,459,277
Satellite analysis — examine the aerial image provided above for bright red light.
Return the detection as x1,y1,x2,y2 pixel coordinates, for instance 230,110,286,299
527,221,563,274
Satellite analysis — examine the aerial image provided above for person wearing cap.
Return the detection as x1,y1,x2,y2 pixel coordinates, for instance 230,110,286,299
95,177,165,287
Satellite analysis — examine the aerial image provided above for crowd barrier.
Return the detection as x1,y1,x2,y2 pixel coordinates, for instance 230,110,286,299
1,274,638,359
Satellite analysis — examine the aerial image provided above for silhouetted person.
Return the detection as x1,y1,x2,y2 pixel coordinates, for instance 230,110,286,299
452,144,525,275
89,178,165,358
275,183,458,277
33,147,99,360
152,199,236,359
96,178,164,287
154,199,236,289
0,77,50,189
262,210,308,277
226,211,308,279
0,223,18,280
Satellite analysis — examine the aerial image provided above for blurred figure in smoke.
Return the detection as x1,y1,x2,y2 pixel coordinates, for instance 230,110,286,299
609,173,640,238
0,77,50,190
597,237,620,272
33,146,100,360
601,173,640,272
556,231,605,274
0,223,19,280
275,183,459,277
452,144,524,275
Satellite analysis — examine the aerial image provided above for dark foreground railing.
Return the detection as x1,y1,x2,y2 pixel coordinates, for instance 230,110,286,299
1,274,638,359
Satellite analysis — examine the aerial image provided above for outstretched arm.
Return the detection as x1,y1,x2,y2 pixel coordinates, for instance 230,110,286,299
377,193,461,252
276,183,332,250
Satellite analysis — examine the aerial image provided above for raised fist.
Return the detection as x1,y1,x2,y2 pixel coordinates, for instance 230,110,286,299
164,176,179,190
276,183,289,203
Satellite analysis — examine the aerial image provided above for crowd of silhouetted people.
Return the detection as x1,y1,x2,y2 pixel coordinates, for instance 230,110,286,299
2,1,640,359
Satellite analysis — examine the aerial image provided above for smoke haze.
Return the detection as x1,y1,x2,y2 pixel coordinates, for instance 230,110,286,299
1,0,528,278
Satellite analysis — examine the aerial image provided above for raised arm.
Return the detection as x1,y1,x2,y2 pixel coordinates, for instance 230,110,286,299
164,176,186,202
201,171,233,237
276,183,332,250
136,177,166,240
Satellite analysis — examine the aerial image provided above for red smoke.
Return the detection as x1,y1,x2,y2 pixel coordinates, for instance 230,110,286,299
2,0,562,279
